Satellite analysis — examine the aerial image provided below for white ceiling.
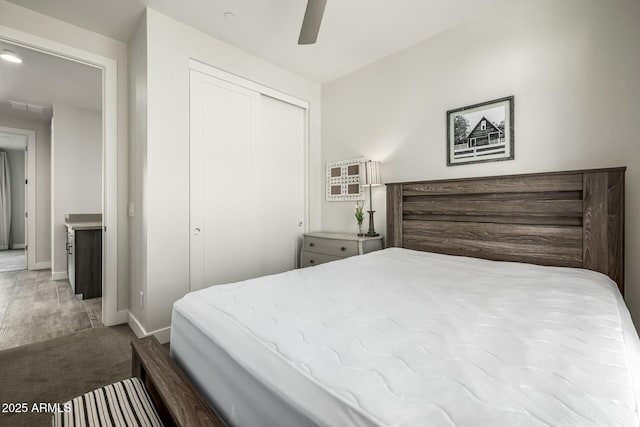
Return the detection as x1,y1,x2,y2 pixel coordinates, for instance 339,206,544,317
7,0,508,83
0,131,27,151
0,40,102,120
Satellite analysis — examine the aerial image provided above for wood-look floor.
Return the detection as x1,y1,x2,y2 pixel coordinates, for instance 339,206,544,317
0,249,26,273
0,269,102,351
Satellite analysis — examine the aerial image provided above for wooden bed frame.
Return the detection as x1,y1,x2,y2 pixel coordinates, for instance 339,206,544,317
386,167,626,294
128,167,626,427
131,337,227,426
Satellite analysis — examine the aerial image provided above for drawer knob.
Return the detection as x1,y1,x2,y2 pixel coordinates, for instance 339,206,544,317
341,247,346,251
310,259,315,264
309,243,315,247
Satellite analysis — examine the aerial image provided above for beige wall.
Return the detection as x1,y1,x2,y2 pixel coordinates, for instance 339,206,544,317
128,13,147,326
0,113,51,265
321,0,640,319
0,0,129,310
51,104,102,277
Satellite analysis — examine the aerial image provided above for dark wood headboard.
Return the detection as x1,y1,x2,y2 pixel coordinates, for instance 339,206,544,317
386,167,625,294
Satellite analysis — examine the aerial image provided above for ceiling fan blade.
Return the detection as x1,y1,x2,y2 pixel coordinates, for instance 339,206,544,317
298,0,327,45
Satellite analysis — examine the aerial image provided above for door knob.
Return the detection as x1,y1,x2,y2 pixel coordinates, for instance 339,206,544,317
193,227,201,235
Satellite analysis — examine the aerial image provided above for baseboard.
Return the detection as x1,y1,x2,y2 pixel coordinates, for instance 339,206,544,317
127,311,171,344
128,312,146,338
12,243,25,249
51,271,68,280
34,261,51,270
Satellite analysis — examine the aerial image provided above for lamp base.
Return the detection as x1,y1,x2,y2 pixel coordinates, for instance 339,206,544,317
366,210,378,237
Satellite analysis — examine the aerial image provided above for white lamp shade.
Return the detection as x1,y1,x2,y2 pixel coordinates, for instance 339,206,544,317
361,160,382,186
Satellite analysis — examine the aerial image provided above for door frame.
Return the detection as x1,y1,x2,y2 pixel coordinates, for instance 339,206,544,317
0,125,35,269
0,26,120,326
190,60,310,110
189,59,311,268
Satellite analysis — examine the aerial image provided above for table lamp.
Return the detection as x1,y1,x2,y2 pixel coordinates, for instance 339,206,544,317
361,160,382,237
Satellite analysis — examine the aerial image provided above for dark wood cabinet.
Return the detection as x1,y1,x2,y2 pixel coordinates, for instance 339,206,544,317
67,228,102,299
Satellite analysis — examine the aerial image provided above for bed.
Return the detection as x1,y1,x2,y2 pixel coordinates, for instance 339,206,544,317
164,167,639,426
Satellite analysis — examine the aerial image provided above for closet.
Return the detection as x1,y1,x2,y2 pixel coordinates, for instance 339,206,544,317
189,68,306,292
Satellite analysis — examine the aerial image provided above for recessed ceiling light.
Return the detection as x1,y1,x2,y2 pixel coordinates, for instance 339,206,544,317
224,11,236,21
0,49,22,64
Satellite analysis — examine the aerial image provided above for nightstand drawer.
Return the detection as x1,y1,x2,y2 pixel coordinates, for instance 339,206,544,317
301,251,343,268
304,236,359,257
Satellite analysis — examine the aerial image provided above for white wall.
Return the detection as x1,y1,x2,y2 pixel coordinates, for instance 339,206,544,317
131,8,322,334
0,0,129,310
0,113,51,264
5,148,25,246
321,0,640,319
128,13,147,326
51,104,102,276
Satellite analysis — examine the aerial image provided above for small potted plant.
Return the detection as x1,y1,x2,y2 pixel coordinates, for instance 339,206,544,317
355,201,365,236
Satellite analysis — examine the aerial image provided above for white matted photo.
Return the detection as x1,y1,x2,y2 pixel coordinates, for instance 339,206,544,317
325,157,365,201
447,96,514,166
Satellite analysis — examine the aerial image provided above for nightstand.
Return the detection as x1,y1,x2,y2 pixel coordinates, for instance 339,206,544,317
300,232,384,268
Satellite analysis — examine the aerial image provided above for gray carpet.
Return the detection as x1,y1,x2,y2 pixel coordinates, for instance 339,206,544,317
0,324,136,426
0,249,26,273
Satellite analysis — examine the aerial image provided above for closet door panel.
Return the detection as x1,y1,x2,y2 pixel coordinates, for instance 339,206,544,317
258,95,306,274
190,70,261,291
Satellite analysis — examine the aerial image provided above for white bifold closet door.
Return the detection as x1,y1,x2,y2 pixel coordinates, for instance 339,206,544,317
189,69,305,292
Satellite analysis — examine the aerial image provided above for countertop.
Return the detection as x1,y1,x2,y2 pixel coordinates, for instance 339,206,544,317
65,221,102,231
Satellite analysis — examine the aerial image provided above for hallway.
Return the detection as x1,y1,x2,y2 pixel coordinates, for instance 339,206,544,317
0,269,102,351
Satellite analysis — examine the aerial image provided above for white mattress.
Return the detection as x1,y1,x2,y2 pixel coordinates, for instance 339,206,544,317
171,248,640,426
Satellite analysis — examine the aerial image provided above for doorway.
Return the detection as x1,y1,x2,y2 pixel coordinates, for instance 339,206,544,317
0,23,120,329
0,127,32,273
0,125,36,271
0,39,107,350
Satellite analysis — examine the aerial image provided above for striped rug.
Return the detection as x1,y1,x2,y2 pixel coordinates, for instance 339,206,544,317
52,378,164,427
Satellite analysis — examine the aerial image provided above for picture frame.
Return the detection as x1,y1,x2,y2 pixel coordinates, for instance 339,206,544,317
325,157,365,201
447,96,514,166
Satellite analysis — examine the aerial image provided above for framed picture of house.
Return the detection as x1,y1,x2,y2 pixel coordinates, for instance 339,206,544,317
447,96,514,166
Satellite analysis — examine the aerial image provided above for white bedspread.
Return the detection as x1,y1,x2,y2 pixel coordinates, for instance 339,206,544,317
171,248,640,426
